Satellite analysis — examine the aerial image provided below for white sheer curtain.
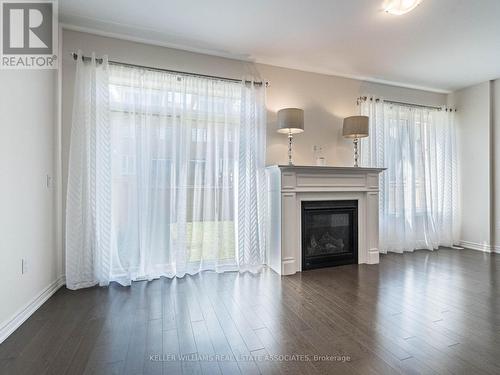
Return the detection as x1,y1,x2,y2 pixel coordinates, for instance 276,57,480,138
66,57,267,289
66,52,112,289
360,99,459,253
237,79,267,272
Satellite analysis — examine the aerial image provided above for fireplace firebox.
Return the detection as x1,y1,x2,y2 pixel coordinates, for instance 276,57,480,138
301,200,358,270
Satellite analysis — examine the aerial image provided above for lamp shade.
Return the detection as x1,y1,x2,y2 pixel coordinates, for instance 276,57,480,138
343,116,369,138
277,108,304,134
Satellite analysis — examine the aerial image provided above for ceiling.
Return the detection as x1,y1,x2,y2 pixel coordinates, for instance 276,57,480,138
59,0,500,93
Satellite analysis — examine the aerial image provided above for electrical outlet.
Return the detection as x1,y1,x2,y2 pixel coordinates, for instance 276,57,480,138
22,258,28,274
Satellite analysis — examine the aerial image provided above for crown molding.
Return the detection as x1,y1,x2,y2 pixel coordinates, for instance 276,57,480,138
60,23,254,63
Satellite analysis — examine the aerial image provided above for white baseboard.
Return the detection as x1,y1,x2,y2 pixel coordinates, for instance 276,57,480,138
460,240,500,253
0,275,66,344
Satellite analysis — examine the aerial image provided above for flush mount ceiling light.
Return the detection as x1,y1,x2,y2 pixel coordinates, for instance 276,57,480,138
384,0,422,15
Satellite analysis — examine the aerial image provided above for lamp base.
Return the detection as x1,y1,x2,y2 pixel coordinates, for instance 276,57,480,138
353,138,359,167
287,131,294,166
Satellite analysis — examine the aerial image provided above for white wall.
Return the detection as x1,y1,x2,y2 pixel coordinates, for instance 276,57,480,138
259,64,446,167
448,81,496,251
0,69,60,341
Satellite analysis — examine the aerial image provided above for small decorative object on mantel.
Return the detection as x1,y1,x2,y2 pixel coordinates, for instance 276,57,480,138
313,145,326,166
343,116,369,167
277,108,304,165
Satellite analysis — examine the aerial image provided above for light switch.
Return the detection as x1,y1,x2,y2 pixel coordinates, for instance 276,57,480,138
46,174,54,189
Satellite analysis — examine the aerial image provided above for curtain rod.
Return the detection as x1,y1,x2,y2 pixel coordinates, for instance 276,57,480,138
385,99,443,111
71,52,269,87
357,96,456,112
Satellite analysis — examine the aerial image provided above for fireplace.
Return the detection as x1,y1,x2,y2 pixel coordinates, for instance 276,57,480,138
301,200,358,270
267,166,384,275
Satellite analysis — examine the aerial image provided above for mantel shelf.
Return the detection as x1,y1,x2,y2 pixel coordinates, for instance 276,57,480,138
267,165,386,173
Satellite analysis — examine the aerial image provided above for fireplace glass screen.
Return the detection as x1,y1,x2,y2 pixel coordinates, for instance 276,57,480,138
302,200,358,270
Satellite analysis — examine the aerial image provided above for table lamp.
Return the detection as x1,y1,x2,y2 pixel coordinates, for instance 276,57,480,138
277,108,304,165
343,116,369,167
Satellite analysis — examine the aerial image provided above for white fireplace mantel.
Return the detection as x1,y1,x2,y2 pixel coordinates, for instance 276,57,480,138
266,165,386,275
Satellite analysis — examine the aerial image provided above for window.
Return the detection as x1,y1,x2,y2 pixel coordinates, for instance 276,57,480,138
109,67,243,272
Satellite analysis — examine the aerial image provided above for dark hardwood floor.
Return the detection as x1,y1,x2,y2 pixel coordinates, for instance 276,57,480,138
1,248,499,374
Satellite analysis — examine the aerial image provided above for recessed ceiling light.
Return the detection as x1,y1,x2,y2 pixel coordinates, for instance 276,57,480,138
384,0,422,15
